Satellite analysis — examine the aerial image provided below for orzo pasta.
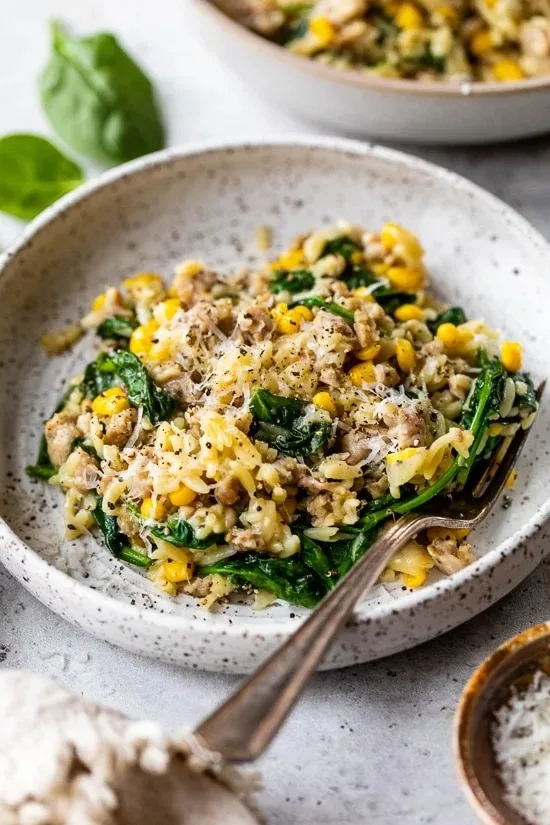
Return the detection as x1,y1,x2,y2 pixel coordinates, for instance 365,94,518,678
27,220,538,608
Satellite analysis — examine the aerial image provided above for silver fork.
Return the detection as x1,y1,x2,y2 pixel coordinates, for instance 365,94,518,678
195,383,544,763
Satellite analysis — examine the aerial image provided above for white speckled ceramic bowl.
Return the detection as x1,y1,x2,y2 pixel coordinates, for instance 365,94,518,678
1,137,549,673
189,0,550,145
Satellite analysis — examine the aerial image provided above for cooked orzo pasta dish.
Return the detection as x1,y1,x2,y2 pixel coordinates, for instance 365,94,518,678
27,220,538,609
225,0,550,82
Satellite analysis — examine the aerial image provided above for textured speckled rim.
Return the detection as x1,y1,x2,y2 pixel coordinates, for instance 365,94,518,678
1,135,550,649
192,0,550,98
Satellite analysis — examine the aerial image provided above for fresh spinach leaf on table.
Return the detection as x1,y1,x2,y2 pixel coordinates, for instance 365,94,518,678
0,133,83,220
40,21,165,164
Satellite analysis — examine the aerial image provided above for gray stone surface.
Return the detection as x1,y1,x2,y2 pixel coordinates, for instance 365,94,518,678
1,1,550,822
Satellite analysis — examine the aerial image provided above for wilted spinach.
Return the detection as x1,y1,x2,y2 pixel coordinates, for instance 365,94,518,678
270,268,315,294
322,236,362,261
93,497,151,567
80,350,175,424
40,21,165,164
109,350,175,423
289,295,354,323
201,553,326,608
149,518,224,550
249,389,332,457
372,288,416,314
428,306,467,333
0,133,83,220
80,351,118,398
97,315,138,341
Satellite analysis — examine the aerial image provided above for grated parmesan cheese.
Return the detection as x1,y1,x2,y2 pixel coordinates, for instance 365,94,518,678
492,670,550,825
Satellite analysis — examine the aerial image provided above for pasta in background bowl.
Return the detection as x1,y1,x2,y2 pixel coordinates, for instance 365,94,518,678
189,0,550,143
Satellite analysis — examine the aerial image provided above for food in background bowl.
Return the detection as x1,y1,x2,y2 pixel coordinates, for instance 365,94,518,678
28,220,538,609
225,0,550,82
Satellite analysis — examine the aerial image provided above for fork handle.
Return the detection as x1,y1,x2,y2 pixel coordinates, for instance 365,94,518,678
195,513,428,762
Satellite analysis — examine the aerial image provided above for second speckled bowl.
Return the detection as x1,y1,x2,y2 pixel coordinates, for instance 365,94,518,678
1,136,550,673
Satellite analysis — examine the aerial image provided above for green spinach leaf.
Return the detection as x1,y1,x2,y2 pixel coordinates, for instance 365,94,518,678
97,315,138,340
80,352,118,398
340,263,379,291
40,21,165,164
322,236,362,261
109,349,175,423
0,133,83,220
428,306,467,333
513,372,538,412
372,288,416,314
289,295,354,323
270,268,315,294
93,496,151,567
249,388,332,457
201,553,326,608
149,518,224,550
80,350,175,424
26,383,78,479
419,47,446,73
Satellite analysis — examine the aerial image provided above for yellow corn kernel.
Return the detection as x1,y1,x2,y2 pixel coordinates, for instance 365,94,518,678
501,341,523,372
403,570,427,588
354,287,375,302
371,262,389,276
169,485,198,507
357,342,382,361
309,16,335,46
506,468,517,488
123,272,164,293
312,391,337,416
485,0,497,6
380,222,423,256
141,496,167,520
493,59,525,81
426,526,470,542
350,249,364,265
91,293,107,312
159,298,181,320
396,338,416,372
270,248,305,271
129,319,159,358
436,5,459,24
349,362,376,386
91,386,129,417
470,29,493,56
436,322,461,349
395,303,425,322
164,557,194,583
275,305,313,334
386,266,424,291
395,2,423,29
148,339,173,363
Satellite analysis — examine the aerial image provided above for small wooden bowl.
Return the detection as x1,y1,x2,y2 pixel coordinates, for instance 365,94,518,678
454,623,550,825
